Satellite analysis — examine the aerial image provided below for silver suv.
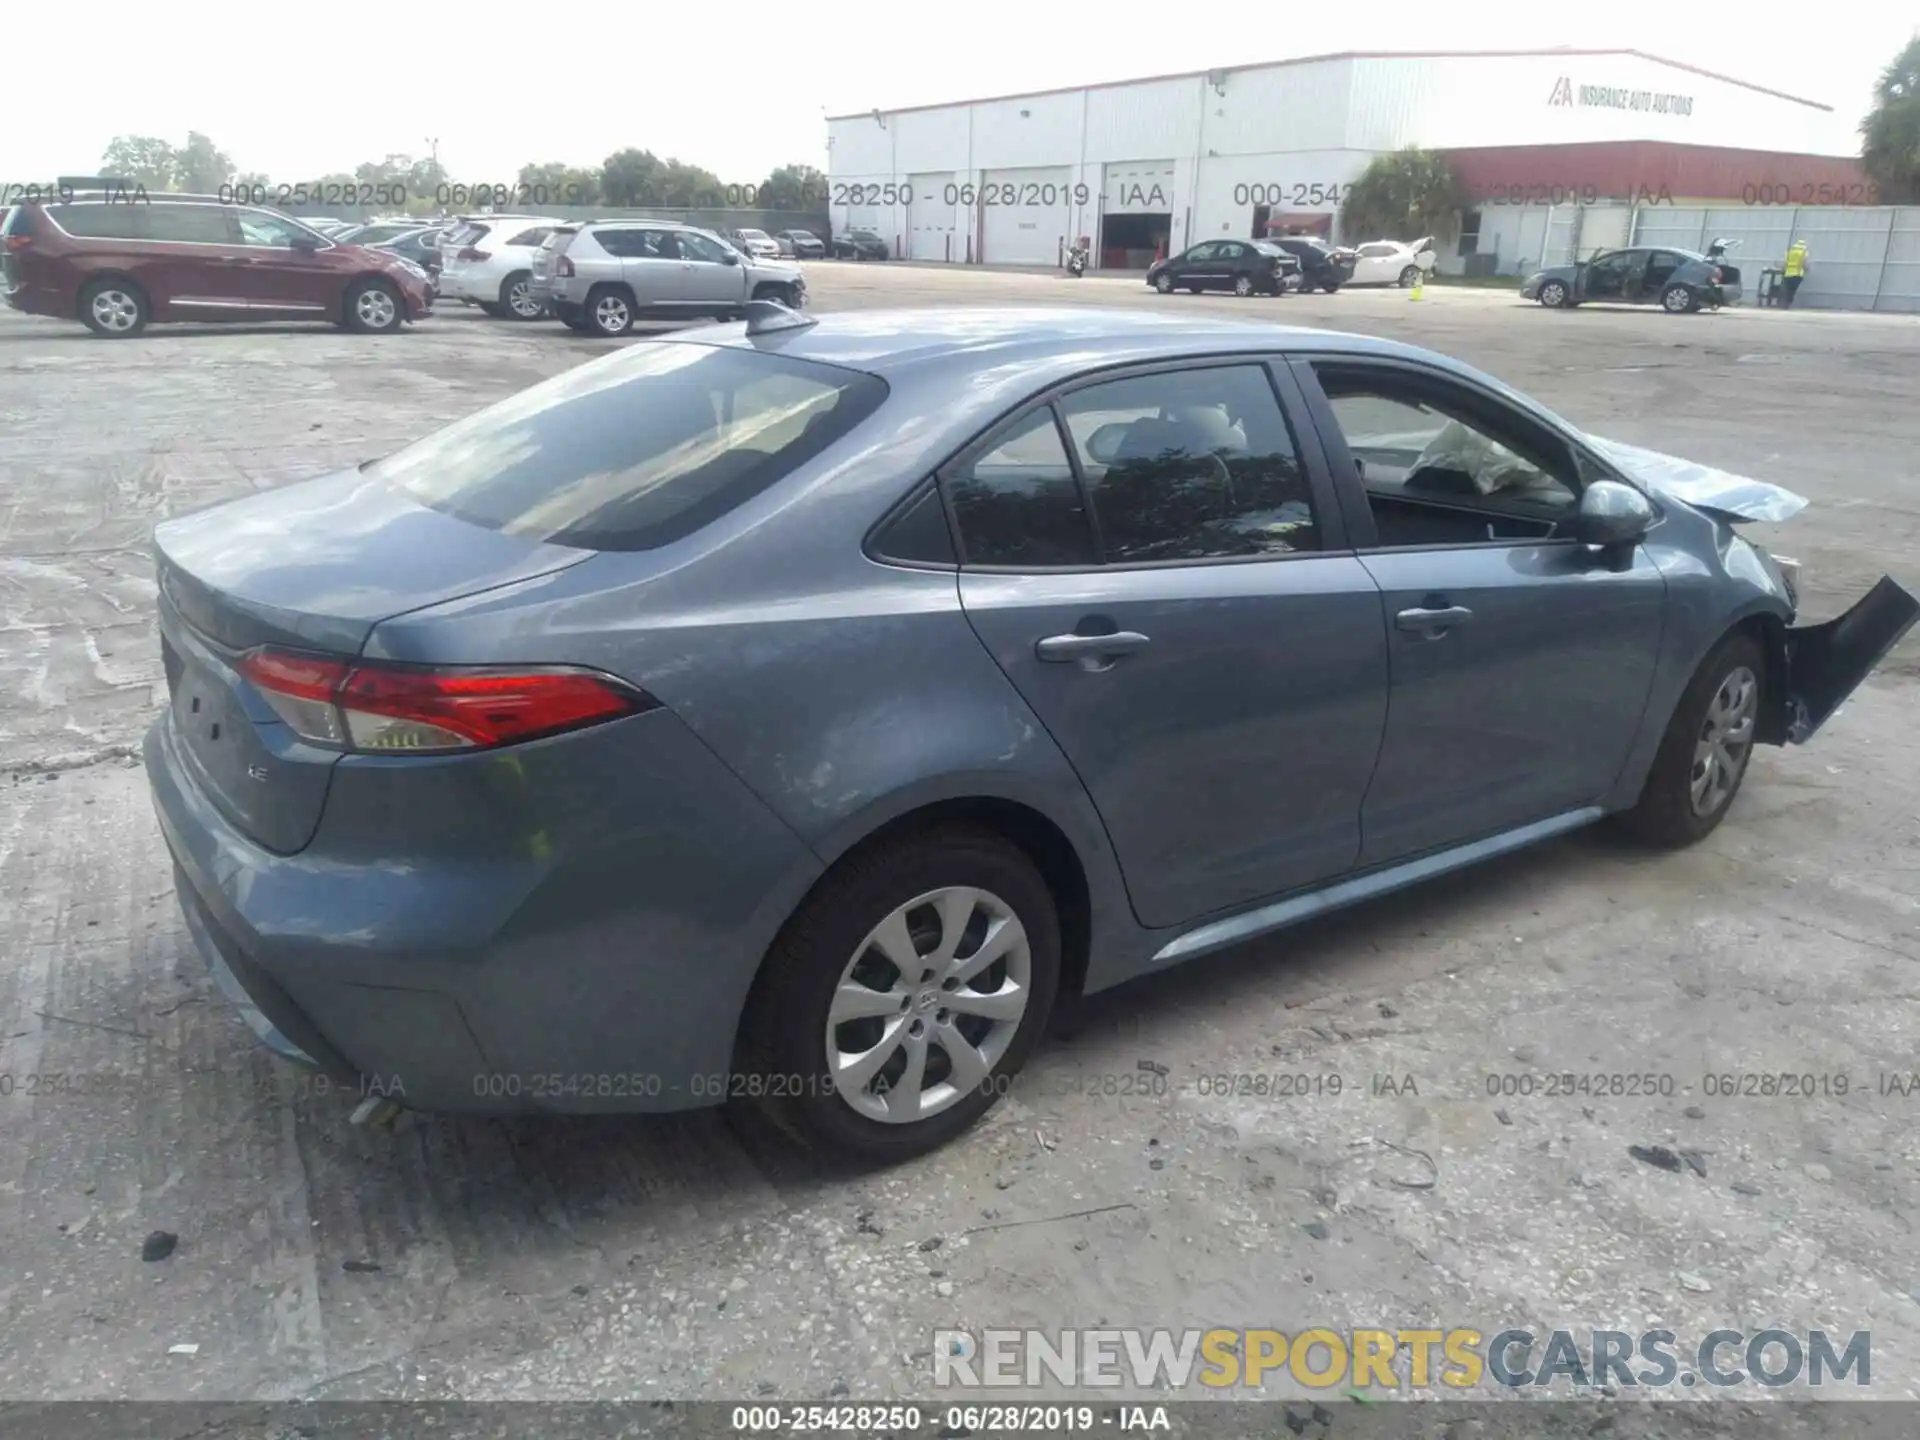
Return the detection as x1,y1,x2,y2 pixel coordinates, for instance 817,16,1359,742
533,220,807,336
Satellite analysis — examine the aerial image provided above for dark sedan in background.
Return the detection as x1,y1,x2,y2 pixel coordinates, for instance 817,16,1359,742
777,229,827,259
1148,239,1299,296
832,228,890,260
1523,246,1742,313
1267,236,1358,293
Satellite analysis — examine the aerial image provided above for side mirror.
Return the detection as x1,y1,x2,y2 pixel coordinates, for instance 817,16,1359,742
722,251,740,265
1572,479,1654,547
290,233,321,252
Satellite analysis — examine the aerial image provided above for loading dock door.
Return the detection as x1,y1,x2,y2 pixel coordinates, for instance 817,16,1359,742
1101,160,1176,268
908,173,956,262
980,166,1072,266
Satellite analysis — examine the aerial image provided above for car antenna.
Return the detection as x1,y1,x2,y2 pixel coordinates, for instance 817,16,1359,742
743,299,817,336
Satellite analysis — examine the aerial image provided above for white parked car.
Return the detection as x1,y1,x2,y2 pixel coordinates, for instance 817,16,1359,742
729,227,783,260
437,214,566,319
1348,236,1437,287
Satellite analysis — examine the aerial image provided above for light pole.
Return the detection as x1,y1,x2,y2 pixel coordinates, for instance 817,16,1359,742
425,137,440,215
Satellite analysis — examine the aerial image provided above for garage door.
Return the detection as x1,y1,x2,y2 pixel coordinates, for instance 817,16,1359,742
1103,161,1176,215
908,173,956,262
981,166,1072,266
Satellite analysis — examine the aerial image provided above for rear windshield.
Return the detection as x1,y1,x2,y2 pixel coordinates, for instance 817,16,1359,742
369,343,889,552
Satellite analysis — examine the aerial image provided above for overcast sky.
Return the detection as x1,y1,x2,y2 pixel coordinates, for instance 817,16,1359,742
7,6,1913,186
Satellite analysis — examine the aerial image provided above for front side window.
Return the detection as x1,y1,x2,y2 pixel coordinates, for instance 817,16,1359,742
946,408,1097,568
677,231,731,263
369,344,888,552
235,211,319,247
1057,367,1319,563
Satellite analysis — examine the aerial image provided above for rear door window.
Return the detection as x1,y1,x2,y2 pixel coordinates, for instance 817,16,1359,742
944,409,1098,568
370,343,889,552
148,205,237,244
47,203,151,239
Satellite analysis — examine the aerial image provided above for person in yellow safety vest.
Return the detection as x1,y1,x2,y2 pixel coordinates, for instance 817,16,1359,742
1781,240,1809,309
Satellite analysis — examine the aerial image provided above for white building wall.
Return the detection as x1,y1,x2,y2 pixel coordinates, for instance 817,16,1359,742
825,50,1856,263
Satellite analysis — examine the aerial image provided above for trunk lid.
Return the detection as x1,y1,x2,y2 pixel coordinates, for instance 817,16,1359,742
153,467,593,853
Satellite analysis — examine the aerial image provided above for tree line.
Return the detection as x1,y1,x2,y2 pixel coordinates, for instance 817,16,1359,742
96,133,829,213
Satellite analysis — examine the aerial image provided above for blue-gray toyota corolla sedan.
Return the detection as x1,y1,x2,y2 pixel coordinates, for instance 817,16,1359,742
146,304,1917,1159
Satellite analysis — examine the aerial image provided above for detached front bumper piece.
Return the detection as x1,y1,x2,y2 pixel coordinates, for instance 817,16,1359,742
1776,576,1920,743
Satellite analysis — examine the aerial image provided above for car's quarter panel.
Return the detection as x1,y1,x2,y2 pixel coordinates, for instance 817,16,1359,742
147,703,821,1111
958,558,1390,928
1353,544,1667,861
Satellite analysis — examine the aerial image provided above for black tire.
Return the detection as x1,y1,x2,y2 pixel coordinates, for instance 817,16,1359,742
561,317,591,332
1320,281,1342,294
499,270,545,321
1662,282,1699,315
79,278,149,337
1613,631,1764,848
1398,265,1420,287
733,824,1062,1162
476,301,504,318
583,284,634,337
343,277,403,333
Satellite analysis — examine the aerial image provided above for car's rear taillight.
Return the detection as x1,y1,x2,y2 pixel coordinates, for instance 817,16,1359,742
457,246,490,262
556,255,574,277
239,649,654,754
4,233,30,251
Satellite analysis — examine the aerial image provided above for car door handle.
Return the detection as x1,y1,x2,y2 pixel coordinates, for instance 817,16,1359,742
1035,631,1151,662
1396,605,1473,636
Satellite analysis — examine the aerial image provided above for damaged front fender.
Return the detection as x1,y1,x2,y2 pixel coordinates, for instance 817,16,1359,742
1765,576,1920,744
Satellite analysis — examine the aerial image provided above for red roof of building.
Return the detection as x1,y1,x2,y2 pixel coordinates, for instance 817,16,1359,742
1441,141,1870,203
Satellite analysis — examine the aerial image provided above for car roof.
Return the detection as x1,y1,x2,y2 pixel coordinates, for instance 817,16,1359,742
674,306,1463,383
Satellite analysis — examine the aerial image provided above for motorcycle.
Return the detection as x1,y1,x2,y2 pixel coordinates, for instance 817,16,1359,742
1066,242,1089,278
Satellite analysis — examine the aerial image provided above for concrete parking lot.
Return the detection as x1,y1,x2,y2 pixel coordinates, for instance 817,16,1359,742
3,266,1919,1413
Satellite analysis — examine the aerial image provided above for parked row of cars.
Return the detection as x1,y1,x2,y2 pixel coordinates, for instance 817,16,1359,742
1144,234,1436,298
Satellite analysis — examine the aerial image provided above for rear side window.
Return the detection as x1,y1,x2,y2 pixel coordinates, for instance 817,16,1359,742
47,203,149,239
945,409,1097,568
505,226,552,247
444,222,486,246
370,344,889,552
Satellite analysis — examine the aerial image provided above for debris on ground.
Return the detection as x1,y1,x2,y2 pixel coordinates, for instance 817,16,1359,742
342,1259,382,1273
1679,1149,1709,1178
1303,1221,1330,1240
1628,1145,1683,1173
1678,1272,1712,1293
167,1343,198,1356
141,1230,178,1262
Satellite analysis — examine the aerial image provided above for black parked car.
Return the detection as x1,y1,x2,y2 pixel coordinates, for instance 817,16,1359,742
1267,237,1358,293
370,226,446,294
1521,246,1743,313
1147,239,1299,296
832,228,889,260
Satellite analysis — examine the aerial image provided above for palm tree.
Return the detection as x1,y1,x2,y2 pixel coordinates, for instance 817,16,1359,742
1339,148,1462,243
1861,37,1920,204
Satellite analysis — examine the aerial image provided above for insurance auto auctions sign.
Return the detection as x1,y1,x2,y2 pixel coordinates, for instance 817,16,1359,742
1549,76,1695,116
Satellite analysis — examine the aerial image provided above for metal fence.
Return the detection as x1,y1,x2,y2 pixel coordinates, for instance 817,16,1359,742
276,201,833,242
1526,203,1920,313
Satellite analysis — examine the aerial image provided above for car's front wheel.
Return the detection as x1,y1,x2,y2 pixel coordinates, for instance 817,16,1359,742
344,278,403,334
1153,271,1175,294
734,824,1061,1161
1663,282,1699,314
1614,630,1763,847
1538,279,1570,308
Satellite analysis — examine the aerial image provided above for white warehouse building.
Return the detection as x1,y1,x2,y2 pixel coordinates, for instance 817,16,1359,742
825,48,1866,273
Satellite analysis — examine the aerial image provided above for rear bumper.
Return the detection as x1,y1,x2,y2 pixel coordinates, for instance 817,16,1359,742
145,702,825,1114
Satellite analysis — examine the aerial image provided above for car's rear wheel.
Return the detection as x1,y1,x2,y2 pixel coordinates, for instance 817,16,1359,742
1154,271,1175,294
1614,631,1763,848
1398,265,1420,286
1538,279,1570,308
344,278,402,334
501,271,545,320
1233,274,1254,297
79,279,149,338
584,284,634,337
734,824,1061,1161
1663,282,1699,314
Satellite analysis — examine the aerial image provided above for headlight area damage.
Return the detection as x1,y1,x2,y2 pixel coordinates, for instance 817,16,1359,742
1589,434,1920,746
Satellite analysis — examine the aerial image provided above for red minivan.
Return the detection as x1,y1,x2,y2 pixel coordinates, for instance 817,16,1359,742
3,194,433,337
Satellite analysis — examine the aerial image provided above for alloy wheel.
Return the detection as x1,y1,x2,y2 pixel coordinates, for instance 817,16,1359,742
92,289,140,332
825,886,1031,1124
1690,665,1757,816
356,288,397,330
593,294,631,334
508,279,543,318
1540,281,1568,308
1233,275,1253,296
1664,284,1695,314
1155,272,1174,293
